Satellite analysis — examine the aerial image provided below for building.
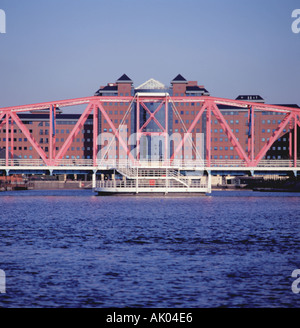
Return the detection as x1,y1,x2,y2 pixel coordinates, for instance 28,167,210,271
0,113,94,160
0,74,299,162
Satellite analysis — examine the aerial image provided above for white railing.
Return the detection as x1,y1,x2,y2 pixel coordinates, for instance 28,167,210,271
0,158,299,169
96,179,208,189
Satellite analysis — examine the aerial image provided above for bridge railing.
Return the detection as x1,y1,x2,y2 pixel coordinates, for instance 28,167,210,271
0,158,298,169
96,179,208,190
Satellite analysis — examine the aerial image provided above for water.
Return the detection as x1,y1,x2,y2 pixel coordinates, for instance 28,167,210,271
1,189,300,308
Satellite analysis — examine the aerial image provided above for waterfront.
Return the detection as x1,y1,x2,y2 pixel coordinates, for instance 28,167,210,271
0,189,300,308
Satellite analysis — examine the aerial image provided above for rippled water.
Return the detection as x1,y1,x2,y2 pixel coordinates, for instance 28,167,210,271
1,189,300,308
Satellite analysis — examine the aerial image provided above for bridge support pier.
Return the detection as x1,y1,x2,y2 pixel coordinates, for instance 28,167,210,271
92,170,97,189
207,170,212,194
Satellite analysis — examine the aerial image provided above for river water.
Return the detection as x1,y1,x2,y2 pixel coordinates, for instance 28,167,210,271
0,189,300,308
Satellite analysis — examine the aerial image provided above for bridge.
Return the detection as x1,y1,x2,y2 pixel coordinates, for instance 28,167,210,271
0,93,299,194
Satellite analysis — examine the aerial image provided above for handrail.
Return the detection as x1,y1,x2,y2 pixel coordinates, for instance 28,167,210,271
0,158,298,168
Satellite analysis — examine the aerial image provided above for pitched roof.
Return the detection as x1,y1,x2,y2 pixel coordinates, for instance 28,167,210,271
135,78,166,90
171,74,187,83
99,85,118,91
116,74,133,83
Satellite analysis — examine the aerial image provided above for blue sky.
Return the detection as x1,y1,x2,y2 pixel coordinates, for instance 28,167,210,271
0,0,299,109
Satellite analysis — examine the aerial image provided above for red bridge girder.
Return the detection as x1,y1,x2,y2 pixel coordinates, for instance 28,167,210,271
0,95,299,167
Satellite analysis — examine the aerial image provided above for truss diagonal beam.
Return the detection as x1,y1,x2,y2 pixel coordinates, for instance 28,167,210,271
55,103,94,162
171,101,208,161
140,101,165,132
97,102,136,163
254,112,293,165
10,111,49,164
210,102,250,164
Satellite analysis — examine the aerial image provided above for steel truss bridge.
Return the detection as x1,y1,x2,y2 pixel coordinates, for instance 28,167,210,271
1,94,300,193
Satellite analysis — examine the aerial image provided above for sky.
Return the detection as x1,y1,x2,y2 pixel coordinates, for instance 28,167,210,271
0,0,299,110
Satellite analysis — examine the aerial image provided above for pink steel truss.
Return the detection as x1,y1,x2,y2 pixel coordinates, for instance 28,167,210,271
0,95,299,167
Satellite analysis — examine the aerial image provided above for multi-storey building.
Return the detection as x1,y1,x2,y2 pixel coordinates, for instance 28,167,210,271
0,113,94,160
0,74,299,162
